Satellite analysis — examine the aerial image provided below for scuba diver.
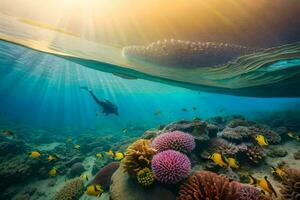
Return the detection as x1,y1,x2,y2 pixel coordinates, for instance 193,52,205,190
80,87,119,116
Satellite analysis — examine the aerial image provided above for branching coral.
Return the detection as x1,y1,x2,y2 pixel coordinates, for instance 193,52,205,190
245,145,266,164
152,131,195,153
54,177,84,200
177,171,269,200
122,139,157,177
280,167,300,200
151,150,191,184
137,167,155,187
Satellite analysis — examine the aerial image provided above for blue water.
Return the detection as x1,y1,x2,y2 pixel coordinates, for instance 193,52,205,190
0,40,300,132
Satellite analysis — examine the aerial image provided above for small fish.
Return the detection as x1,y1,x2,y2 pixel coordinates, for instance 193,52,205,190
114,152,125,161
48,167,58,177
3,130,14,137
181,108,188,112
86,184,104,197
287,131,300,140
106,150,114,157
227,157,239,169
271,166,285,178
81,174,89,181
29,151,41,158
208,153,227,167
258,176,277,197
122,128,128,133
192,107,197,111
248,175,257,185
47,155,59,162
74,144,81,150
255,134,268,146
95,153,103,159
154,111,161,116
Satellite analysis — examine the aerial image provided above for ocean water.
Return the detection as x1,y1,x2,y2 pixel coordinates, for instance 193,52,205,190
1,1,300,200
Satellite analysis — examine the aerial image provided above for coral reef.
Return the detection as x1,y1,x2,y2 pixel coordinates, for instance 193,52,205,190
54,177,84,200
221,126,251,142
245,145,266,164
137,167,155,187
280,167,300,200
89,162,120,191
267,146,287,158
160,119,218,142
177,171,268,200
152,131,195,153
151,150,191,184
227,118,255,128
249,125,281,144
209,138,240,156
122,139,157,176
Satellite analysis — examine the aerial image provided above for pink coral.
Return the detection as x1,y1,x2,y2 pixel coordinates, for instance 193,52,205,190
151,150,191,184
152,131,195,153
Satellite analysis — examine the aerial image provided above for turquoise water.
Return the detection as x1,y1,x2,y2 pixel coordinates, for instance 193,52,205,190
1,40,300,132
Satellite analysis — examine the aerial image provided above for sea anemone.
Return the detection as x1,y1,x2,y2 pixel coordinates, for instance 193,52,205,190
54,177,84,200
280,166,300,200
151,150,191,184
137,168,155,187
152,131,195,153
122,139,157,177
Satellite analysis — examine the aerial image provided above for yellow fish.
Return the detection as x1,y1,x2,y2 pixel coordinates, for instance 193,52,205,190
80,174,89,181
114,152,125,160
47,155,58,162
86,184,104,197
74,144,80,150
227,157,239,169
271,166,285,178
48,168,58,177
208,153,227,167
29,151,41,158
255,134,268,146
106,150,114,157
95,153,103,159
258,176,277,197
248,175,277,197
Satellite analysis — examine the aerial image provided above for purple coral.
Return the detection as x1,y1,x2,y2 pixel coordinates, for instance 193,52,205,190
235,185,270,200
152,131,195,153
151,150,191,184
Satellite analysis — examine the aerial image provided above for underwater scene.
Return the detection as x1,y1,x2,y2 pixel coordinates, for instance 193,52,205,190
0,1,300,200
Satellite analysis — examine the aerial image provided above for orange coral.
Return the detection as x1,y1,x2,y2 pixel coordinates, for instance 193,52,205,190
121,139,157,177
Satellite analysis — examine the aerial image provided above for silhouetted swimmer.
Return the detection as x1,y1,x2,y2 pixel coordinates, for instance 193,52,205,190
80,87,119,116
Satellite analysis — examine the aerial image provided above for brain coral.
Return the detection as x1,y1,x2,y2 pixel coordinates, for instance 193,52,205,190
137,167,155,187
152,131,195,153
54,177,84,200
177,171,268,200
151,150,191,184
122,139,157,177
245,145,266,164
280,166,300,200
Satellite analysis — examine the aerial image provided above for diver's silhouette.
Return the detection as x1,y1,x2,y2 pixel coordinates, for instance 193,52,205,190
80,87,119,116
